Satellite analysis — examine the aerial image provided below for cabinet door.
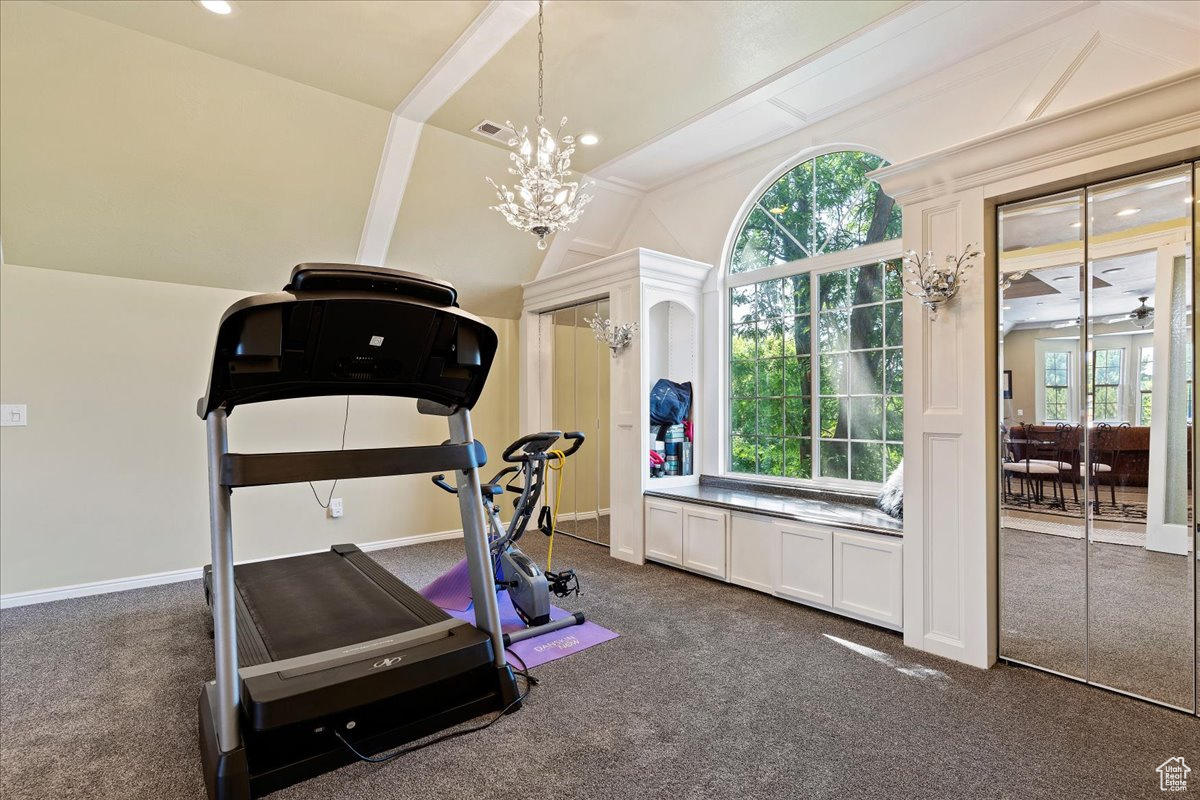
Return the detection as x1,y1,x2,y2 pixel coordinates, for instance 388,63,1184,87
682,506,728,579
776,523,833,607
644,499,684,565
729,513,777,593
832,531,903,628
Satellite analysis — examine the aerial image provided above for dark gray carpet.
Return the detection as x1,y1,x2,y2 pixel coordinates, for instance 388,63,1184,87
2,534,1197,800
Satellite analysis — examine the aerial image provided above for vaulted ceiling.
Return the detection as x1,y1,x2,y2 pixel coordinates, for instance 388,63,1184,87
1,0,1197,318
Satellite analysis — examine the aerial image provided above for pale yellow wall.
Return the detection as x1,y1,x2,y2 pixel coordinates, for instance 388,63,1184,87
0,1,390,295
0,264,519,595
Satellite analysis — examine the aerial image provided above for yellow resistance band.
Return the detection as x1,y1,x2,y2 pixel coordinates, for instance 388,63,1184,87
545,449,566,571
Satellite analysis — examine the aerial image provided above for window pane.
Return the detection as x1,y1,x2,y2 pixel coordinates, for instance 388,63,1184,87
812,151,899,257
850,304,883,350
820,441,849,478
885,301,903,347
886,443,904,475
731,361,756,397
819,397,847,439
850,396,884,440
885,396,904,443
784,355,811,397
785,397,811,438
883,260,903,300
758,358,784,396
785,438,813,479
790,315,812,356
849,350,882,395
789,274,812,316
850,442,884,483
819,271,848,310
850,263,883,305
731,437,757,472
731,400,756,436
758,438,784,477
758,319,784,359
730,151,898,275
731,323,757,360
730,284,756,325
884,348,903,394
758,399,783,432
819,354,846,394
818,310,850,351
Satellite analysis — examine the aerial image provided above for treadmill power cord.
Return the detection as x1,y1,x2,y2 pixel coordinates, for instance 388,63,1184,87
308,396,351,509
333,650,537,764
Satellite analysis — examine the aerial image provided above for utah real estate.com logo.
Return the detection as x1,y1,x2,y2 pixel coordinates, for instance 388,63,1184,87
1157,757,1190,792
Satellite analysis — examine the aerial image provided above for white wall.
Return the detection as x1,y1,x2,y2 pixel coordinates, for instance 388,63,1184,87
0,264,519,596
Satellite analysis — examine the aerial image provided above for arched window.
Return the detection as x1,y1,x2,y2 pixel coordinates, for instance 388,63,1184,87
727,150,903,486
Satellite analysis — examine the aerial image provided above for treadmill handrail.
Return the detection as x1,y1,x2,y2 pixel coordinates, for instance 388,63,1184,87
221,441,486,487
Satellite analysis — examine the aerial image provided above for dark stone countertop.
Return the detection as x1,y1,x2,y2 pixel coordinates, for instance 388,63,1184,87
644,478,903,538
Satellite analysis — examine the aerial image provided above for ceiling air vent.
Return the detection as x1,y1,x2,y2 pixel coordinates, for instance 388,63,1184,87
472,119,513,143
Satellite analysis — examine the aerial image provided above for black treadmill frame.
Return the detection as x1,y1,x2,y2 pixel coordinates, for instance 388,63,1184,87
196,264,520,800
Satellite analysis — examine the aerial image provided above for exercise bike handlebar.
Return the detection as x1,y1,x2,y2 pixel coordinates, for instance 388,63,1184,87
430,474,457,494
501,431,586,463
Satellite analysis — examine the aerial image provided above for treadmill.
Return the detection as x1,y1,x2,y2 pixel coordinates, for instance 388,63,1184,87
196,263,520,800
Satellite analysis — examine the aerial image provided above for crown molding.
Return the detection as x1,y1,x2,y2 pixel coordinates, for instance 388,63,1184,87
871,69,1200,204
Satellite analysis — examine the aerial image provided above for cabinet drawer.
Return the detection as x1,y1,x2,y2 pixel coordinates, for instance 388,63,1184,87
682,506,728,579
776,523,833,607
833,531,903,628
644,499,684,565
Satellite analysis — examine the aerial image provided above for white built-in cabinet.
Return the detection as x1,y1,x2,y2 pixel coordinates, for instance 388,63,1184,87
646,500,903,630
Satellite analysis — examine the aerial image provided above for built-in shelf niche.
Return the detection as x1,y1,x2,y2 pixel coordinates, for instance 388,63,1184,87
646,298,698,485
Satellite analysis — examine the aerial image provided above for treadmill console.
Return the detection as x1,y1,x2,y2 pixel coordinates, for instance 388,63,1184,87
198,264,497,417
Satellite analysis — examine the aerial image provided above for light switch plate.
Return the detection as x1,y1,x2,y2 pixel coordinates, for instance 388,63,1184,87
1,405,27,426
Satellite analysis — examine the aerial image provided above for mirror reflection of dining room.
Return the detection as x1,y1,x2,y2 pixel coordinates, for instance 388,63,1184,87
996,163,1196,711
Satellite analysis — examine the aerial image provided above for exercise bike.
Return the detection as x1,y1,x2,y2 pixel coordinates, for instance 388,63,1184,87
432,431,587,646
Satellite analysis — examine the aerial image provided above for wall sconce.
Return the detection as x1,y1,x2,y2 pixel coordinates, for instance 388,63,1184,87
586,316,637,357
884,244,982,321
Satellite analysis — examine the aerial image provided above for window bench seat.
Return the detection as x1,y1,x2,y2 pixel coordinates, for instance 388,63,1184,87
643,478,904,630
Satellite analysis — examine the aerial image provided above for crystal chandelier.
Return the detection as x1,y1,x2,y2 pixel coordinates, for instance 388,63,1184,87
487,0,592,250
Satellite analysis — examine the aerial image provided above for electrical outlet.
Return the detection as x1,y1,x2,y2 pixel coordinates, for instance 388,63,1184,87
329,497,344,519
1,405,27,427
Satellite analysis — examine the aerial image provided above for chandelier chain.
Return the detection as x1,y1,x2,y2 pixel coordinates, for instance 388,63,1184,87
537,0,544,120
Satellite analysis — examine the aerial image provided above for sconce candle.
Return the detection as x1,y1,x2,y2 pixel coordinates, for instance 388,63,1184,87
884,244,982,321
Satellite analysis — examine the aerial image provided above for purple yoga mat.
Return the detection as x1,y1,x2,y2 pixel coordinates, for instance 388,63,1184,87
420,558,618,669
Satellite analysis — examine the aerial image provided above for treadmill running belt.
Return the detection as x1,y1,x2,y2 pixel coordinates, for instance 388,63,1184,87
234,552,440,661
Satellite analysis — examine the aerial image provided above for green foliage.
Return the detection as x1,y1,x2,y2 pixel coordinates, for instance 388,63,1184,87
727,152,905,483
730,151,901,275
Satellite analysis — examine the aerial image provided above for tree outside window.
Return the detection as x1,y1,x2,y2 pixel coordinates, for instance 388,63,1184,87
727,150,902,486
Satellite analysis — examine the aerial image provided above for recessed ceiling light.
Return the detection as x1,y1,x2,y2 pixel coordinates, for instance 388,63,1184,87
195,0,234,14
1069,221,1082,228
578,133,599,146
1101,267,1124,274
1052,275,1074,282
1115,207,1141,217
1187,196,1195,204
1002,306,1012,311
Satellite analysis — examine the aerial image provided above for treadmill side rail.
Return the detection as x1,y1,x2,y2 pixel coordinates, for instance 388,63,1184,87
220,441,486,487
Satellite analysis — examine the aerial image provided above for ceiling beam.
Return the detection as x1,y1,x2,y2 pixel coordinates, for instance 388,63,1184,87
356,0,538,265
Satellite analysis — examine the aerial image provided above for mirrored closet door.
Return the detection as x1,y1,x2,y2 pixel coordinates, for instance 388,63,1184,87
547,300,611,546
998,162,1197,713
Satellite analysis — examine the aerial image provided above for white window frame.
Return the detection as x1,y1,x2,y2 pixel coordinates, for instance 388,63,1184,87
1089,346,1125,424
1035,339,1079,424
725,240,901,493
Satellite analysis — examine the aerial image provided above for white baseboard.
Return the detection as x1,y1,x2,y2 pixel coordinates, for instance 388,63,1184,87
0,529,464,610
